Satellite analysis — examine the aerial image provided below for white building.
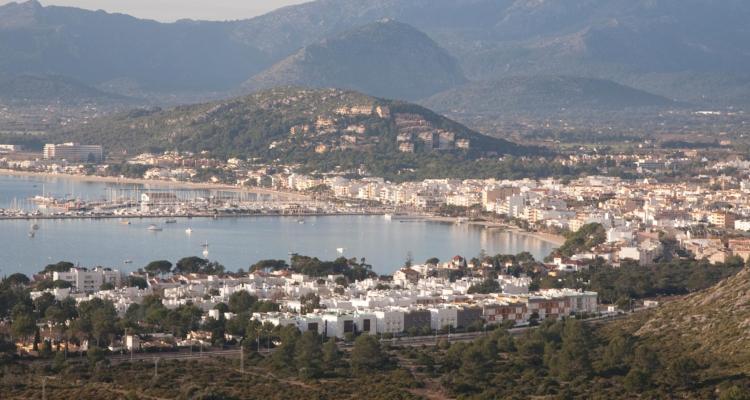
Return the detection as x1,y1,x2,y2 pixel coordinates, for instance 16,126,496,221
43,143,103,162
53,267,122,292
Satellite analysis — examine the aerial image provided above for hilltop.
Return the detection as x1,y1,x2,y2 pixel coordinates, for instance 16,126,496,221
57,88,533,176
422,76,677,116
244,20,466,101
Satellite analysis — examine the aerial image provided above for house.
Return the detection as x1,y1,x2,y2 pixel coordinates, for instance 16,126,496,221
393,267,420,287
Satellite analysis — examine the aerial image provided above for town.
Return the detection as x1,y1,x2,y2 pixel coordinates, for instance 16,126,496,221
8,252,603,357
3,143,750,269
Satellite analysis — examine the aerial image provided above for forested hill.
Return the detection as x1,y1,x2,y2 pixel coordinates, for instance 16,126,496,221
57,88,538,177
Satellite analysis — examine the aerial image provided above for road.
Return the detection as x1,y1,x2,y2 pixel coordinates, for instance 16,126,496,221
102,313,630,365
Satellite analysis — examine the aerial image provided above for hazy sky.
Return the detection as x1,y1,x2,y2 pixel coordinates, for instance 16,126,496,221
1,0,311,21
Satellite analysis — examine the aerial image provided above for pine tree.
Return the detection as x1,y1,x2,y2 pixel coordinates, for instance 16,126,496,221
294,331,323,380
322,337,343,374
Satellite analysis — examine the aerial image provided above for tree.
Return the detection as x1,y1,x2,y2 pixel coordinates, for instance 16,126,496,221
250,259,288,273
11,314,36,341
33,292,56,317
4,273,30,287
555,319,593,380
125,276,148,289
625,346,659,392
467,279,500,294
144,260,173,276
271,325,300,373
599,333,634,374
294,331,323,380
228,291,258,314
175,257,209,274
322,337,343,374
100,282,115,291
40,262,74,274
78,299,119,345
299,293,321,314
351,335,387,375
87,345,106,368
664,356,699,389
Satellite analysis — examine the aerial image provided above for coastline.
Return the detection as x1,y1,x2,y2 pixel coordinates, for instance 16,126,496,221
0,169,565,247
424,215,566,247
0,169,309,200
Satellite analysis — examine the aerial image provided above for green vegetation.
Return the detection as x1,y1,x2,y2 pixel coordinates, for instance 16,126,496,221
289,254,376,282
555,223,607,257
541,258,745,308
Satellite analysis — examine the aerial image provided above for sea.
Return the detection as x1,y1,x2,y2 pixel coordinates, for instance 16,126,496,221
0,173,558,276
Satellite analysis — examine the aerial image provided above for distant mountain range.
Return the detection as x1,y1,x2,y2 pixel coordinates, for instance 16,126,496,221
243,20,466,101
422,76,676,117
1,0,749,109
0,74,132,104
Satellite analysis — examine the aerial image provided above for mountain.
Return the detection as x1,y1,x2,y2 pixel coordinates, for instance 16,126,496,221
631,267,750,369
0,0,269,91
422,76,677,116
231,0,750,105
0,74,131,104
56,88,531,176
243,20,466,101
2,0,750,106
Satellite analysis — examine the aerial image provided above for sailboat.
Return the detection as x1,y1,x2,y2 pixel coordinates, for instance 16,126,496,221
185,227,193,234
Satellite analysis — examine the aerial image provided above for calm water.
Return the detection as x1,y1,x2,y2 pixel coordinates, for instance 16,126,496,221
0,173,269,211
0,174,557,276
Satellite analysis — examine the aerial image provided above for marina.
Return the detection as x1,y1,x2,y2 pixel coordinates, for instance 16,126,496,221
0,173,559,276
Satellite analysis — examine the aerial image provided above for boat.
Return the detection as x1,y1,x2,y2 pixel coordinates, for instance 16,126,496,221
31,224,40,230
120,219,131,225
124,259,133,264
201,241,209,248
28,231,35,238
298,219,305,224
165,219,177,224
147,224,163,232
202,249,209,257
185,227,193,234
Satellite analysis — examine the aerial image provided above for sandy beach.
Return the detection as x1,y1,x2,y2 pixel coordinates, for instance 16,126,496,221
424,215,566,247
0,169,310,200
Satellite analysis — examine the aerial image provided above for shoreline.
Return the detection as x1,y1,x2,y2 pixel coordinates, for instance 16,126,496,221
0,169,309,200
424,215,566,247
1,169,565,247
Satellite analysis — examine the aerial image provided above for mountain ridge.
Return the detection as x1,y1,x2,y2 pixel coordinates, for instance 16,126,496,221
422,75,678,117
1,0,749,106
243,20,467,101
